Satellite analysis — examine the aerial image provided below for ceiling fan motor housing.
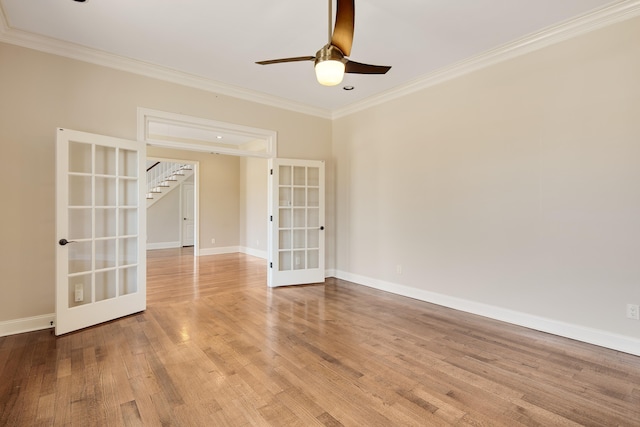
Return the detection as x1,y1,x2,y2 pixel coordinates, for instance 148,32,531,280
315,45,346,66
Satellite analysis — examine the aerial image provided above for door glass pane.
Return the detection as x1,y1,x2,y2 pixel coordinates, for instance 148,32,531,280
308,188,319,207
293,167,306,186
68,274,92,308
69,241,92,274
69,142,92,174
119,209,137,236
307,250,319,269
307,229,319,249
119,266,138,295
279,230,292,250
119,179,138,206
293,250,306,270
293,188,306,206
307,167,319,187
307,208,319,228
293,209,305,228
95,239,116,269
293,230,305,249
279,209,292,228
279,166,291,185
95,208,116,238
68,208,92,240
95,270,116,302
119,237,137,266
95,177,116,206
69,176,92,206
119,149,138,178
279,251,292,271
95,146,116,175
279,187,291,206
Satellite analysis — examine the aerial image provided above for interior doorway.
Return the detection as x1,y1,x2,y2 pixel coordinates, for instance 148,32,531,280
138,108,276,260
145,157,198,254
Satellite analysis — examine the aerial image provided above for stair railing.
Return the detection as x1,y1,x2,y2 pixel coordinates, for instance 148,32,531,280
146,162,193,197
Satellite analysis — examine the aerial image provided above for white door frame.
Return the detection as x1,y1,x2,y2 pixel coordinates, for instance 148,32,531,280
137,108,277,253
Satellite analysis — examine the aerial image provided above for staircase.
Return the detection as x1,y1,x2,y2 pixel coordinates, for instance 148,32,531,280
146,161,194,208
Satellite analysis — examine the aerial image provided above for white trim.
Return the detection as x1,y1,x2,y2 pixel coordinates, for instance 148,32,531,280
146,241,181,250
240,247,267,260
334,270,640,357
137,108,278,159
0,314,54,337
3,3,639,119
332,0,640,119
199,246,242,256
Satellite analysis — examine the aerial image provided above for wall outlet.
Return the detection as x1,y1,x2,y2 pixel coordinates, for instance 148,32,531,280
256,240,260,247
626,304,640,320
211,238,215,244
396,264,403,275
74,284,83,303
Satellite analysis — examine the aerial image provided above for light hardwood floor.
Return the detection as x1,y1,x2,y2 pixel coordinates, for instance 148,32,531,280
1,248,639,426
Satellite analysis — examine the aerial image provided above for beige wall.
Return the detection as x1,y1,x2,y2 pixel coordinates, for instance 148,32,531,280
147,183,181,245
0,42,332,322
333,16,640,342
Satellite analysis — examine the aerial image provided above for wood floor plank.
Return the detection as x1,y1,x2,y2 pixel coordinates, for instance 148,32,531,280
1,248,639,426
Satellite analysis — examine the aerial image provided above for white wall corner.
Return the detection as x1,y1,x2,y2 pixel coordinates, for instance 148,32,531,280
334,270,640,357
0,314,55,337
146,241,181,250
325,269,337,278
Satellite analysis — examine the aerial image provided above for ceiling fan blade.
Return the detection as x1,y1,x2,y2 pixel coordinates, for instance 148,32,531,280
345,60,391,74
256,56,315,65
331,0,354,56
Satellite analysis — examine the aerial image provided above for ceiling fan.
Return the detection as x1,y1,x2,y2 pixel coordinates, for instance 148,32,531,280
256,0,391,86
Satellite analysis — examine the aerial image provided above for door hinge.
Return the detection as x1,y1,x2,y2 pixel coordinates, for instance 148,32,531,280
270,169,273,175
270,215,273,222
269,262,273,268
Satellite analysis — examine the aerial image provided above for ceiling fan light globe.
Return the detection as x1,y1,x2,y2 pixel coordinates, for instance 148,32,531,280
315,60,345,86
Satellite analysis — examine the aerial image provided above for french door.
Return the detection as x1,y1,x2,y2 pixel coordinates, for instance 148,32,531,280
55,128,146,335
268,158,325,287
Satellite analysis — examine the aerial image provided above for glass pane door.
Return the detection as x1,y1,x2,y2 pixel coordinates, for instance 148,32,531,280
56,129,146,335
269,158,324,287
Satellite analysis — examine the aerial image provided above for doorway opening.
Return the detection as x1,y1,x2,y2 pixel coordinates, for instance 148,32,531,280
138,108,276,259
146,157,198,254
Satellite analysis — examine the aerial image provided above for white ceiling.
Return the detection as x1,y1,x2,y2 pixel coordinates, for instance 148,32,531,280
0,0,630,116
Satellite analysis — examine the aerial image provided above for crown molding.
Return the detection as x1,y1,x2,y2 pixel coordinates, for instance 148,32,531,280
0,6,332,120
332,0,640,119
2,1,639,121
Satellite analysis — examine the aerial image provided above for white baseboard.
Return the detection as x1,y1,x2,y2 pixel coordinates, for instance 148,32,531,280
334,270,640,357
199,246,241,256
240,247,267,259
325,269,337,278
146,241,181,250
0,313,55,337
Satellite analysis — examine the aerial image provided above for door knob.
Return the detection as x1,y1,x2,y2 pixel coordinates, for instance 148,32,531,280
58,239,76,246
